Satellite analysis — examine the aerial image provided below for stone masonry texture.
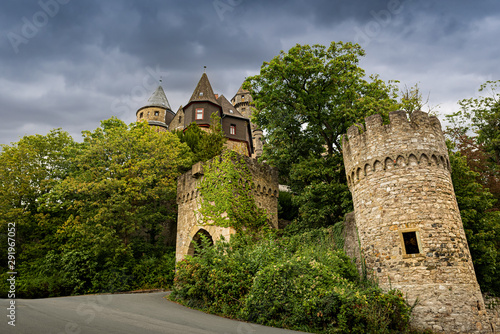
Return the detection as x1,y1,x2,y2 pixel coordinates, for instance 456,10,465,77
175,153,279,263
342,110,494,333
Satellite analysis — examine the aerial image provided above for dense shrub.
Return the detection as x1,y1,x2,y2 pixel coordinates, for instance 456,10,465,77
170,229,414,333
1,248,176,298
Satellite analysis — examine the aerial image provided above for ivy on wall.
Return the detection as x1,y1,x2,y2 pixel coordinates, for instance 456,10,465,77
196,150,269,233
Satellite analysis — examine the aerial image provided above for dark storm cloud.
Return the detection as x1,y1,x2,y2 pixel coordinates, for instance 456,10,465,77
0,0,499,146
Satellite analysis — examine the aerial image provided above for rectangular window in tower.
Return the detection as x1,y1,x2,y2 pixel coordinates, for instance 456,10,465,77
399,229,423,257
230,124,236,135
196,108,204,120
155,111,159,116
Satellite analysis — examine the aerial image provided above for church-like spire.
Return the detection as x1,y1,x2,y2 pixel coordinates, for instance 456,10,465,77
187,72,219,105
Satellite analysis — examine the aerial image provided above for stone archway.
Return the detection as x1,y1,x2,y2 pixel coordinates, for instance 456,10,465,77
187,229,214,256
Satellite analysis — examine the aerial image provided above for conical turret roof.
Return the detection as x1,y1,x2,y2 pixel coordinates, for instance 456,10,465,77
143,85,172,110
188,73,219,105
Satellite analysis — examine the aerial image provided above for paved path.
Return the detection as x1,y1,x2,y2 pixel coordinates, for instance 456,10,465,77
0,292,306,334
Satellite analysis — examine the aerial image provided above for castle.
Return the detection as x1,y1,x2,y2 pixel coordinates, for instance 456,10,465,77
135,72,263,158
135,72,278,263
136,75,497,333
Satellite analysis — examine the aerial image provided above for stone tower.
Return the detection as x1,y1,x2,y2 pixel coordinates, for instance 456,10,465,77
175,155,279,262
136,84,175,132
342,110,491,333
231,85,264,158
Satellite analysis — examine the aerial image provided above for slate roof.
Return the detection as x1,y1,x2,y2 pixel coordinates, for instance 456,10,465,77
217,95,246,119
187,73,219,105
142,85,172,110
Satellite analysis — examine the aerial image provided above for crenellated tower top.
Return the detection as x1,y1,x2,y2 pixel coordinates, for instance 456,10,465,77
342,110,449,188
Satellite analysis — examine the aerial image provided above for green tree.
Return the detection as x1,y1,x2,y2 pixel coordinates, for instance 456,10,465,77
446,80,500,207
448,141,500,295
245,41,401,228
0,129,75,267
42,118,193,257
175,114,227,164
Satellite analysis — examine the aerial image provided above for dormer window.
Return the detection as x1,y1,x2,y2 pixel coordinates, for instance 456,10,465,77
230,124,236,135
229,110,234,114
199,92,204,96
196,108,204,120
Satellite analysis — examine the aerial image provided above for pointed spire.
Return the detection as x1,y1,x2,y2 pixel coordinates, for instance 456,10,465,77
188,72,219,105
143,85,172,110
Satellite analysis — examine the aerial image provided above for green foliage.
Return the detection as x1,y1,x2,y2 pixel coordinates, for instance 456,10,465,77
171,229,414,333
278,191,299,221
245,41,402,228
448,141,500,296
175,114,227,163
197,150,269,233
0,119,186,298
446,80,500,206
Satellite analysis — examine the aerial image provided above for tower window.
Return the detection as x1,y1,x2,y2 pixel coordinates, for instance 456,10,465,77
241,95,245,101
230,124,236,135
155,111,159,116
400,230,422,256
199,92,204,96
140,112,143,118
179,116,182,124
196,108,204,120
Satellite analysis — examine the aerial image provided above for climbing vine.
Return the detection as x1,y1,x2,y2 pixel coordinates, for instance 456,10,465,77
196,150,269,233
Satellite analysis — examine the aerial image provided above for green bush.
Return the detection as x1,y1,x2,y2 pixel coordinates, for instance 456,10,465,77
171,229,414,333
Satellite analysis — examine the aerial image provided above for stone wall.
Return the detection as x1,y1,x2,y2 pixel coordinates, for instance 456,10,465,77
342,212,362,275
175,154,279,262
342,110,492,333
224,139,250,157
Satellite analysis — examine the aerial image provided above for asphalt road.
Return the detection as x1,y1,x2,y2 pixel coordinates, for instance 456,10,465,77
0,292,306,334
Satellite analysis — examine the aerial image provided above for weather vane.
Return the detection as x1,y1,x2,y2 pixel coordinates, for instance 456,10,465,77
204,66,207,73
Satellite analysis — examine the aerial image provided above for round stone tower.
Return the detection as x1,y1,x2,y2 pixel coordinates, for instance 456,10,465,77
136,84,175,133
232,85,263,158
342,110,491,333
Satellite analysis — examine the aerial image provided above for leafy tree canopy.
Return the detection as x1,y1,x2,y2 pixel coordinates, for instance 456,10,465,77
448,140,500,295
244,41,402,227
446,80,500,207
174,113,227,164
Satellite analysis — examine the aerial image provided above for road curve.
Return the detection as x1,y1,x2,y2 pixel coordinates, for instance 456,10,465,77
0,292,306,334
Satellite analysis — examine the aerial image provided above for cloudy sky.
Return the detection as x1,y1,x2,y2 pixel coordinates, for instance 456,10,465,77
1,0,499,146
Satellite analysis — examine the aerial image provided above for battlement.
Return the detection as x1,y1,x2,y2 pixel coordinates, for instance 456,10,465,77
176,153,279,205
342,110,449,185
